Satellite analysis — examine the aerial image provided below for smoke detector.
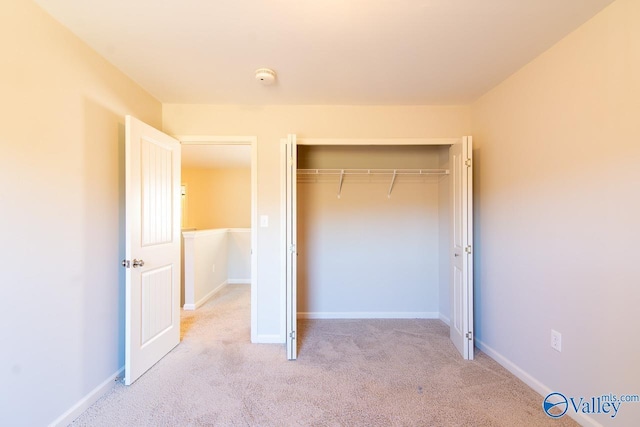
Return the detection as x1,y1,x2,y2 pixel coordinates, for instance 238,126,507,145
255,68,276,86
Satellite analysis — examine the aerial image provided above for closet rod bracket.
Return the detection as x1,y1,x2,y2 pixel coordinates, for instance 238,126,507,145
387,169,398,198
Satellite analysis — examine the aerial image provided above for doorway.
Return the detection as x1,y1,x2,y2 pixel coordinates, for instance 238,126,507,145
178,136,258,342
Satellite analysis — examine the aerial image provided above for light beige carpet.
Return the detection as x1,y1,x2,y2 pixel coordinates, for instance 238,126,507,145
71,285,577,426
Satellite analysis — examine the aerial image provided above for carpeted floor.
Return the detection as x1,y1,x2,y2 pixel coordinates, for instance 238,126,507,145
71,284,577,426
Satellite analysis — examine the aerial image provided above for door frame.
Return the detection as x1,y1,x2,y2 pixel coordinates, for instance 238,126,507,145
283,136,472,359
175,135,259,342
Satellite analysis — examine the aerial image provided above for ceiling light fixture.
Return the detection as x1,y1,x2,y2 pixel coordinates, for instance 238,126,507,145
255,68,277,86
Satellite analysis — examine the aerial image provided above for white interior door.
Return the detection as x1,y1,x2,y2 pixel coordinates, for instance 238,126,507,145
450,136,474,360
285,134,298,360
124,115,181,384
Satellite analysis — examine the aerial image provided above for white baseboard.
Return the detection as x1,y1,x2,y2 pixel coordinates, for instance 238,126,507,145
298,311,440,319
252,334,284,344
439,313,450,326
49,366,124,427
227,279,250,284
183,281,227,310
475,339,601,427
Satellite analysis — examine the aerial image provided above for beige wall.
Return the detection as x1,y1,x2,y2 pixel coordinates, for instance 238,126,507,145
0,1,161,425
471,0,639,424
163,105,471,339
182,167,251,229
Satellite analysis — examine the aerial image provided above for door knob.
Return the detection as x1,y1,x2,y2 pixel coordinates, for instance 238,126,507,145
132,259,145,268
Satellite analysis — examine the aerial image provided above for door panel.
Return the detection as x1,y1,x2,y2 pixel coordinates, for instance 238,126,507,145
141,137,174,246
141,266,174,345
125,115,181,385
453,266,463,335
450,136,474,360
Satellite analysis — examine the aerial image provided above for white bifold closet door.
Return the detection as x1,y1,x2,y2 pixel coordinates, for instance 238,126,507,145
450,137,474,360
285,134,298,360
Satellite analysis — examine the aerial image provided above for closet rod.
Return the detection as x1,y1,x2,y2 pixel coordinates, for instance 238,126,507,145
297,168,450,176
298,168,450,199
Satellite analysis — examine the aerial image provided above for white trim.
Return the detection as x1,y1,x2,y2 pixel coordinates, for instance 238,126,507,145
183,281,227,310
280,138,288,342
228,228,251,233
475,339,601,427
253,334,285,344
182,228,228,238
250,139,258,344
227,279,250,284
48,367,124,427
175,135,258,343
297,138,461,146
174,135,257,144
439,313,450,326
298,312,440,319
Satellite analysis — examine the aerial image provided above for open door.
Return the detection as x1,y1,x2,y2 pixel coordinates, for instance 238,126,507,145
450,136,474,360
285,134,298,360
124,115,181,384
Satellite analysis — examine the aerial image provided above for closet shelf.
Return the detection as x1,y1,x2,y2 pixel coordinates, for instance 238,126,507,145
297,168,450,198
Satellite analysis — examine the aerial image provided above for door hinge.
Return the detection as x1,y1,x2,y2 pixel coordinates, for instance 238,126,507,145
465,331,473,341
289,331,296,340
465,159,472,167
465,246,472,254
289,244,296,253
121,259,130,268
288,156,293,166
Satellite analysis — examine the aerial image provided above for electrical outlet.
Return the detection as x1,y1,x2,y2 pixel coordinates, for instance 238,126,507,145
551,330,562,352
212,264,216,273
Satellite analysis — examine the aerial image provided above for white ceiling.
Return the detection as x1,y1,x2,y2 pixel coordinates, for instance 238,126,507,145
181,145,251,169
34,0,613,105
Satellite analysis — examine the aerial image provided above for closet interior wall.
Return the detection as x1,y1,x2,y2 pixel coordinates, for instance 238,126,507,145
296,145,452,320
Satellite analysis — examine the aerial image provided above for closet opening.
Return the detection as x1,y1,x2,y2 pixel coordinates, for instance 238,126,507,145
284,137,473,361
